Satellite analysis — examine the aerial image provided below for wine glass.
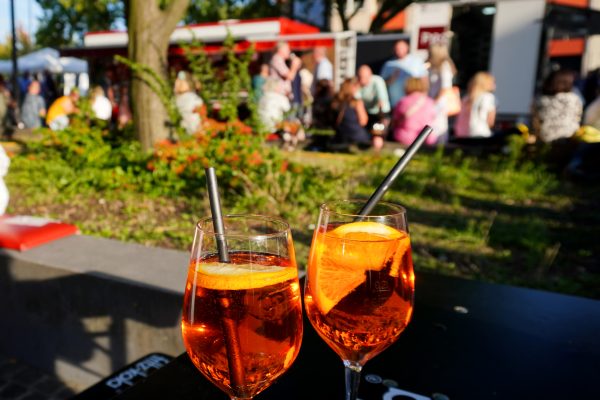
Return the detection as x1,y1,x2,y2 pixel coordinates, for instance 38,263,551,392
181,215,303,400
304,200,414,400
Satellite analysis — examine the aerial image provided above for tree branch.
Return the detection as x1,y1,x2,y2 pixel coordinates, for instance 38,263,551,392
370,0,414,33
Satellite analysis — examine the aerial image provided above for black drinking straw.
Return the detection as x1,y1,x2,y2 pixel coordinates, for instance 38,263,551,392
205,167,245,395
206,167,230,263
358,125,433,216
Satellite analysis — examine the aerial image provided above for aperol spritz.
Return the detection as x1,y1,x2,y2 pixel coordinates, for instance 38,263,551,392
304,200,414,400
182,216,303,399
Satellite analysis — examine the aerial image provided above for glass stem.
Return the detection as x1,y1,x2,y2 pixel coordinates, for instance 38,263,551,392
343,360,362,400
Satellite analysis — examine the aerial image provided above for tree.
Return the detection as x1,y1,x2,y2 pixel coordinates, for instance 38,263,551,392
184,0,286,23
369,0,415,33
127,0,190,151
331,0,364,31
301,0,417,33
0,27,35,59
35,0,124,48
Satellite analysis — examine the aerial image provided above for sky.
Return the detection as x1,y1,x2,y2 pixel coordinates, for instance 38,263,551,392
0,0,43,43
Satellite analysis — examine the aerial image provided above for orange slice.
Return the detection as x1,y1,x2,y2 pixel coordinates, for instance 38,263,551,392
308,221,409,315
194,263,297,290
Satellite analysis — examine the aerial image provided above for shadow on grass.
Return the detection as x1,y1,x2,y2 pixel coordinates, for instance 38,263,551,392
405,192,600,299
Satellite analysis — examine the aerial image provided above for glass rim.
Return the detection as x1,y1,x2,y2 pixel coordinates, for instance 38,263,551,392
320,199,406,218
196,214,291,239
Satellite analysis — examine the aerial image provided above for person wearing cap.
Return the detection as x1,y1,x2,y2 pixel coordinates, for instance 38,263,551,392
380,39,427,109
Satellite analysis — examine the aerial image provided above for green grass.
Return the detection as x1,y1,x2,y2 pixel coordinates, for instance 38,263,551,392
6,144,599,299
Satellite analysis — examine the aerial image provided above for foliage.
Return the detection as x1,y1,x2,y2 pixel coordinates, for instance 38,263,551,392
182,33,263,131
184,0,284,24
35,0,124,48
115,54,184,138
294,0,417,33
8,131,599,298
0,27,35,60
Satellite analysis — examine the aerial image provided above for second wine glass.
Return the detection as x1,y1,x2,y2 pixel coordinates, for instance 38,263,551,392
304,200,415,400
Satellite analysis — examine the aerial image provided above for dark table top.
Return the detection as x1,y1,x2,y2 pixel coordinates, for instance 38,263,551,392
111,272,600,400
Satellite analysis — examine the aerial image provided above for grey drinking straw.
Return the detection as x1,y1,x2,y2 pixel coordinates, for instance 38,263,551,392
358,125,433,216
205,167,246,394
205,167,230,262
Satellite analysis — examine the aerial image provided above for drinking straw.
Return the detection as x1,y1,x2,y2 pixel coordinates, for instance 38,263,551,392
204,167,245,394
358,125,433,216
206,167,230,262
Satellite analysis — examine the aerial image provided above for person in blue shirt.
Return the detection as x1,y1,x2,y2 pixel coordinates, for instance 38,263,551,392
380,40,427,109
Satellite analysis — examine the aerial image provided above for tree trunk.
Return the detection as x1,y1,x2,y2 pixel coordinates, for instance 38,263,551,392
128,0,189,151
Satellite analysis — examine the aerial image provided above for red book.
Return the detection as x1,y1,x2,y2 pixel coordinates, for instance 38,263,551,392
0,216,79,251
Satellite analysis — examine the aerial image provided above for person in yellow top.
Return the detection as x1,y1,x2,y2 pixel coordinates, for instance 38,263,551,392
46,90,79,130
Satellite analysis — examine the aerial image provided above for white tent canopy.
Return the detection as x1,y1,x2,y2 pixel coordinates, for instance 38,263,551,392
0,48,88,75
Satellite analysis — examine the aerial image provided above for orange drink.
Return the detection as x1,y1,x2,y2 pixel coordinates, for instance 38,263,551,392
181,216,303,400
305,221,413,363
304,201,414,400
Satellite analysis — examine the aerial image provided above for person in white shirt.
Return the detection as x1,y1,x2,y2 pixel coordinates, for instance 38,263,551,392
312,47,333,91
454,72,497,138
258,78,291,133
90,86,113,121
174,72,203,135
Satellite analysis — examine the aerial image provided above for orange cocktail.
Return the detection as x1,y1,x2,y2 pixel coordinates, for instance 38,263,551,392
304,200,414,400
182,216,303,400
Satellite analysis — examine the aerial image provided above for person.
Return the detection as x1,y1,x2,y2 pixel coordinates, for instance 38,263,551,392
269,42,302,100
18,73,32,104
252,63,270,102
427,43,457,142
90,86,112,121
582,67,600,108
584,93,600,130
454,72,497,138
0,77,9,136
46,90,80,131
392,77,437,146
532,70,582,143
331,77,371,150
41,71,58,108
20,81,46,129
380,39,427,109
428,44,456,101
299,67,314,126
358,65,391,150
117,84,132,129
174,72,203,135
0,143,9,215
312,46,333,93
258,78,291,133
311,79,335,130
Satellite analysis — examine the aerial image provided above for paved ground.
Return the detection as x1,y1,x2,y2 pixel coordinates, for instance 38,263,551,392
0,354,76,400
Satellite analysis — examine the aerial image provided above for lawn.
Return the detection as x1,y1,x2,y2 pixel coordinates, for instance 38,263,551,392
5,140,599,300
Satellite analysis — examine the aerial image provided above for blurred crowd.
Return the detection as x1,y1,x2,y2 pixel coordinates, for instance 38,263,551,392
251,38,600,165
1,39,599,170
0,68,132,136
